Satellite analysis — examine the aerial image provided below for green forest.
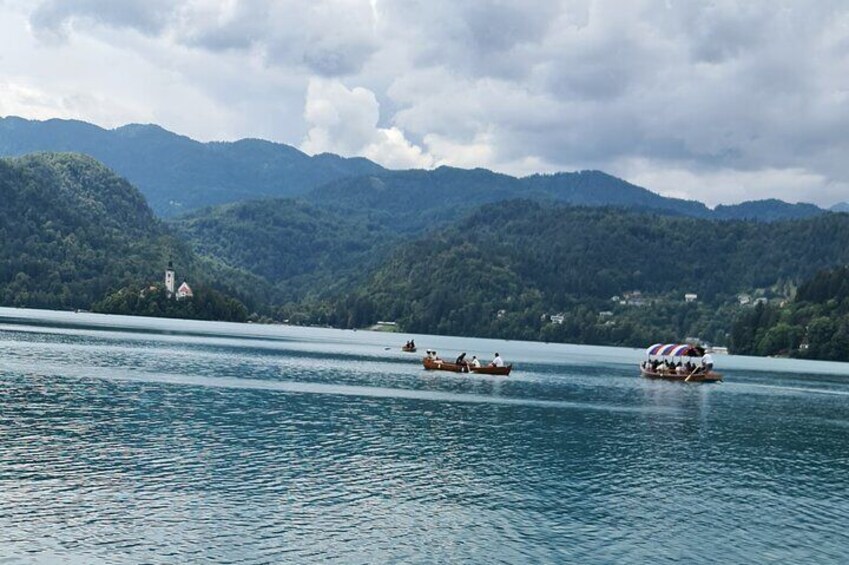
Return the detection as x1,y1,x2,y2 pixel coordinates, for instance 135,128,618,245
731,266,849,360
302,201,849,348
0,153,258,314
6,151,849,361
93,283,248,322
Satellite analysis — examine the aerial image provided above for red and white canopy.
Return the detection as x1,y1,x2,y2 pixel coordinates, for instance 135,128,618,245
645,343,701,357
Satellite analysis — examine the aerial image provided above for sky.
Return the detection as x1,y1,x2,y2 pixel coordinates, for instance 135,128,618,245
1,0,848,206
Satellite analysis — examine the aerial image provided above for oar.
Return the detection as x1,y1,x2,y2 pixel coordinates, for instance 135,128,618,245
684,367,698,382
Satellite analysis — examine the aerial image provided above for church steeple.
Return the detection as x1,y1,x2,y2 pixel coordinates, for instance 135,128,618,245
165,260,175,296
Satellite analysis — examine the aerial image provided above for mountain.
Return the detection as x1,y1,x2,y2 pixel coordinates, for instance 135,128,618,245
830,202,849,213
0,116,385,216
713,199,824,221
306,167,828,231
0,117,828,223
305,167,712,232
0,152,263,313
314,201,849,344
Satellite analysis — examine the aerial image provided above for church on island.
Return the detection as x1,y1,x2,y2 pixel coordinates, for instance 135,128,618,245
165,260,193,300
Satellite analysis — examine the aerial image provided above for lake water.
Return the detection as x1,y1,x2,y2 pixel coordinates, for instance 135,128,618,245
1,308,848,563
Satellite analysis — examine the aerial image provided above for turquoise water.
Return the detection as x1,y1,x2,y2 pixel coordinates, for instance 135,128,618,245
1,308,848,563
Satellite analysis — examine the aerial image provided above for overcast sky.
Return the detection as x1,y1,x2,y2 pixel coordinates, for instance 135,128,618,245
1,0,848,206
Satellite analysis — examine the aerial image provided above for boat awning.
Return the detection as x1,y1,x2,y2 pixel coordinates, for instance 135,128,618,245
646,343,701,357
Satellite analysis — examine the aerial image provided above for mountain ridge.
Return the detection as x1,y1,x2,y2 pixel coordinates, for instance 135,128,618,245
0,115,830,222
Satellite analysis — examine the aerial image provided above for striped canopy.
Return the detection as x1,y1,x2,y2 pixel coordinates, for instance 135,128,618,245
645,343,700,357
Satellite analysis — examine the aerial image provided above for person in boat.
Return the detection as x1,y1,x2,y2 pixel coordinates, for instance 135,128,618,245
701,352,714,372
405,340,411,349
470,355,481,368
455,352,468,372
426,349,436,360
491,353,504,368
410,339,416,349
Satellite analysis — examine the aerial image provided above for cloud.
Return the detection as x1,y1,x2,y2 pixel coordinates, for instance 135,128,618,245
29,0,175,41
300,78,432,169
3,0,849,205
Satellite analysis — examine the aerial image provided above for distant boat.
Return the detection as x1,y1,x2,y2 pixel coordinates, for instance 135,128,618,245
402,345,417,352
640,343,722,383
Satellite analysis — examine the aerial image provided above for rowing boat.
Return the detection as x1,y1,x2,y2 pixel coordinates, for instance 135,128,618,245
422,357,465,372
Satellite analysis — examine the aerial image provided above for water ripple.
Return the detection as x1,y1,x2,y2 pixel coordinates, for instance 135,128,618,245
1,319,849,563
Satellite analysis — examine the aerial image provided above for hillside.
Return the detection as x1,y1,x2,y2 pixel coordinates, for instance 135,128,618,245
0,116,384,216
731,266,849,361
306,167,829,231
170,199,399,301
0,153,262,312
312,201,849,345
304,167,712,232
713,199,824,221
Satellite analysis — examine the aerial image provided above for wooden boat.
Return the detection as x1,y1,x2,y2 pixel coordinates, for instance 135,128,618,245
401,345,417,352
470,364,512,376
640,366,722,383
641,343,723,383
422,357,465,372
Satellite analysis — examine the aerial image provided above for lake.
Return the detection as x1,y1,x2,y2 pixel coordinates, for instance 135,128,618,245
1,307,848,563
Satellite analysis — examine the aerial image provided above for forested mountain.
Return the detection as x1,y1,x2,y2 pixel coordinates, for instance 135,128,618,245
0,153,261,312
170,199,398,301
713,199,824,221
304,168,712,232
731,266,849,361
0,116,830,223
0,116,384,216
309,201,849,346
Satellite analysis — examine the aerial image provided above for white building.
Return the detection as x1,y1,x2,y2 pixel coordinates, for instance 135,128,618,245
166,261,194,301
165,260,175,296
684,293,698,303
176,282,194,300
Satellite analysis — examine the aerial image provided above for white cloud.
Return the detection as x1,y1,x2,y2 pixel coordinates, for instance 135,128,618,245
300,78,432,169
617,158,849,207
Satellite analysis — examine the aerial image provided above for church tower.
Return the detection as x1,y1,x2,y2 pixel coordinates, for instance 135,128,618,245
165,260,175,296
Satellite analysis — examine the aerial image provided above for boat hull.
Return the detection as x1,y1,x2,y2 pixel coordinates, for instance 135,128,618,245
470,365,512,376
640,367,722,383
422,358,465,372
402,347,417,353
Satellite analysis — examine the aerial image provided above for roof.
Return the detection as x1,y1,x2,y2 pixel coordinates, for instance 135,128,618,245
645,343,704,357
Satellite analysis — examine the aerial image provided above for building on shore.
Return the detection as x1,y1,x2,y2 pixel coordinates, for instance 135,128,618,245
165,261,193,301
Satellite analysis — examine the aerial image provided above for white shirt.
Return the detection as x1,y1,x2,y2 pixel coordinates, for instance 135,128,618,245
471,358,481,368
701,353,714,366
493,355,504,367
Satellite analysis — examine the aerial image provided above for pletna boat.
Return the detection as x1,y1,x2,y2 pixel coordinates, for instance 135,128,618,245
640,343,722,383
402,345,417,353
